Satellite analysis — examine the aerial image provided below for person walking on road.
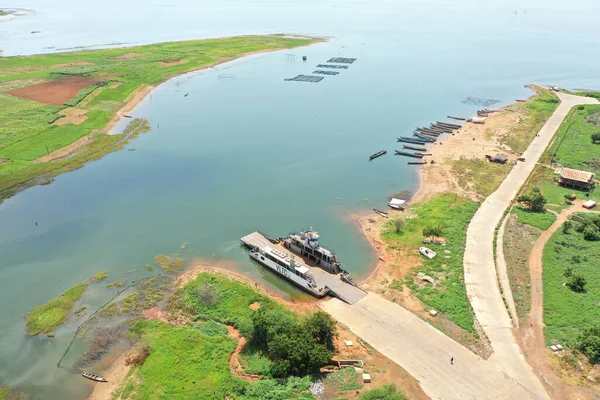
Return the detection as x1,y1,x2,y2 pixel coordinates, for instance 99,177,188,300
450,357,454,365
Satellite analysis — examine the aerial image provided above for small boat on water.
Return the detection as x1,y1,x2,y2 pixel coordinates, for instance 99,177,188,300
373,209,389,218
408,161,427,165
403,145,427,152
369,150,387,160
397,137,429,145
388,198,406,210
82,372,107,383
395,150,424,158
419,247,437,259
447,116,466,121
436,121,462,129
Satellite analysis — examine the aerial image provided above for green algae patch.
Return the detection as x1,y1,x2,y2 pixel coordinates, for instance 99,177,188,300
154,254,185,273
106,279,126,288
90,270,108,283
0,385,29,400
25,282,88,336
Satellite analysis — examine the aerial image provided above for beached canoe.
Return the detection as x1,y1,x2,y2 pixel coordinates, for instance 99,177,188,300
413,133,436,142
407,161,427,165
82,372,108,383
419,247,437,259
395,150,424,158
402,145,427,152
373,208,389,218
397,137,429,145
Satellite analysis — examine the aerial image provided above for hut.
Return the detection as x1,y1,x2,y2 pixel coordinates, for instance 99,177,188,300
583,200,597,209
486,154,509,164
558,168,596,190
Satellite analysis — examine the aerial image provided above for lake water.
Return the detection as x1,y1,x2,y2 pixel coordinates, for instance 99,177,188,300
1,0,600,398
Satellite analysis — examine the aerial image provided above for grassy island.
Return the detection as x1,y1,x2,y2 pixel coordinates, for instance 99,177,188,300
0,35,318,202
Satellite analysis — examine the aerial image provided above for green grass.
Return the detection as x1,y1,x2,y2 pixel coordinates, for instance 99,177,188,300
191,320,229,337
500,87,560,154
512,207,557,230
238,349,274,376
0,35,318,203
543,221,600,346
0,386,29,400
381,193,479,331
451,157,512,199
544,104,600,174
323,367,363,393
25,282,88,336
359,384,408,400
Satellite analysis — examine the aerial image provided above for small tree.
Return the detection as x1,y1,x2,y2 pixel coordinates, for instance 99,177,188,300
517,191,547,212
305,311,338,351
591,132,600,144
395,219,404,233
563,266,573,277
562,220,573,234
583,224,600,241
566,274,586,293
196,282,219,305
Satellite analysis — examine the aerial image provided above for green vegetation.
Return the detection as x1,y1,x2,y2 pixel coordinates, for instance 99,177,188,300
543,216,600,349
544,104,600,174
451,157,512,199
501,87,560,154
154,254,185,273
0,35,318,203
99,276,171,318
323,368,363,392
576,325,600,364
381,193,479,331
90,270,108,282
512,207,556,230
517,188,547,212
117,273,341,399
25,282,88,336
0,386,29,400
359,384,408,400
106,279,126,288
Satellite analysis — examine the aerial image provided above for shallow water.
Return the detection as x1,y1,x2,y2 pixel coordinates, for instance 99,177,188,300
1,0,600,398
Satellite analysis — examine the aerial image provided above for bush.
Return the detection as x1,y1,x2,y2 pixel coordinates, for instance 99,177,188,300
517,191,547,212
592,132,600,144
196,282,220,305
563,267,573,277
192,320,229,337
566,274,586,293
583,224,600,241
359,384,408,400
125,344,151,366
395,219,404,233
423,225,443,238
577,325,600,364
305,311,338,351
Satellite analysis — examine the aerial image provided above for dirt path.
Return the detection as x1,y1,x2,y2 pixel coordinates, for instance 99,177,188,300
34,135,91,163
519,203,600,399
87,347,135,400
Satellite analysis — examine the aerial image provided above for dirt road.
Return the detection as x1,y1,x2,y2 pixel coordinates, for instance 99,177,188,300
463,92,598,398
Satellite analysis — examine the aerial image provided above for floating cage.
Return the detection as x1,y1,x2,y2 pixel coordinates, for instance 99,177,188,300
313,70,339,75
327,57,357,64
284,75,324,83
316,64,348,69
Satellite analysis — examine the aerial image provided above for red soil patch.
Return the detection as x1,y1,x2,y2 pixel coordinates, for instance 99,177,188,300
6,76,100,105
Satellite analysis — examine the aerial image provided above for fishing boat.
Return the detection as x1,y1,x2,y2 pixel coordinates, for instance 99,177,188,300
447,116,466,121
82,372,107,383
414,131,438,138
395,150,424,158
388,198,406,210
373,209,388,218
402,145,427,152
369,150,387,160
419,247,437,259
413,133,436,142
397,137,430,145
408,161,427,165
416,127,442,135
436,121,462,129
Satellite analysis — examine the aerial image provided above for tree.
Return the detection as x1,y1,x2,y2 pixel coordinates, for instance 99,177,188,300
577,325,600,364
583,224,600,241
563,266,573,277
395,219,404,233
566,274,586,293
562,220,573,234
305,311,337,351
423,225,443,238
591,132,600,144
517,191,547,212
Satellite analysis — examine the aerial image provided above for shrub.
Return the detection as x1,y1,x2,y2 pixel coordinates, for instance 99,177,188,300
395,219,404,233
125,344,151,366
517,191,547,212
592,132,600,144
566,274,586,293
359,384,408,400
563,267,573,277
196,282,220,305
423,225,443,238
577,325,600,364
562,221,573,234
583,224,600,241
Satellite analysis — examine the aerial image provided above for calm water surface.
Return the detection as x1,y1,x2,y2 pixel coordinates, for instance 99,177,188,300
1,0,600,398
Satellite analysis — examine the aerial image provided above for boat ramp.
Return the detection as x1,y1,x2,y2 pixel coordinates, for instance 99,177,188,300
241,232,367,305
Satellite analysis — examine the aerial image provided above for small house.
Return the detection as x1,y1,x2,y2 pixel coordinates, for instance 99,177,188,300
558,168,596,190
583,200,597,209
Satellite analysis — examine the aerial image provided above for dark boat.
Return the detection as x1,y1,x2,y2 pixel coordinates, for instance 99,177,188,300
395,150,424,158
397,137,429,144
373,209,388,218
436,121,462,129
413,133,436,142
369,150,387,160
430,124,453,132
447,116,466,121
408,161,427,165
403,145,427,152
82,372,107,382
416,128,442,136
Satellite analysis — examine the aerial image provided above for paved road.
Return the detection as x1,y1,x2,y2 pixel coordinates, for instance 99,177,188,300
320,293,543,400
464,92,598,397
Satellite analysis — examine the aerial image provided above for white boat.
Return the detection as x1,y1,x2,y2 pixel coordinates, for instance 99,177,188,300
249,246,329,297
388,198,406,209
419,247,437,259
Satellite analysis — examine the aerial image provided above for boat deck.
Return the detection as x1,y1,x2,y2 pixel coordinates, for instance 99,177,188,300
241,232,367,305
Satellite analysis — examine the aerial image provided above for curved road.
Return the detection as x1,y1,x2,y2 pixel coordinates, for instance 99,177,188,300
463,91,598,398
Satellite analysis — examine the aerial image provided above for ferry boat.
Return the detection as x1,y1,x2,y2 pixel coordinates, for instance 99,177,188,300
283,229,345,274
249,246,329,297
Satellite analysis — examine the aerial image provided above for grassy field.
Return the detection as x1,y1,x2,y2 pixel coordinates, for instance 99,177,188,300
25,282,88,336
381,193,479,331
543,217,600,346
0,35,317,202
451,157,512,199
500,86,560,154
512,207,557,230
544,104,600,174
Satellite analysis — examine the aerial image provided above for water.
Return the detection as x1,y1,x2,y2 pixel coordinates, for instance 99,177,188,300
1,0,600,398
